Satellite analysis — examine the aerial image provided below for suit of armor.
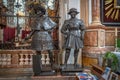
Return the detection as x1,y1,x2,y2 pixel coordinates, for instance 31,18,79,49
25,6,56,70
61,18,85,49
30,16,56,51
61,8,85,68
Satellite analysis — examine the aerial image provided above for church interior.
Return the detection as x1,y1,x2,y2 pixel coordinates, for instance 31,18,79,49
0,0,120,80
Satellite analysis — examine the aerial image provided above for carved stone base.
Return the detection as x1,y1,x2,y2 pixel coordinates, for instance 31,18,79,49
33,65,57,76
32,75,75,80
33,70,57,76
60,64,83,76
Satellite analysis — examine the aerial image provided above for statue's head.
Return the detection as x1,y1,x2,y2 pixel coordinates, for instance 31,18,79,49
68,8,79,14
27,2,46,16
68,8,79,18
34,5,46,16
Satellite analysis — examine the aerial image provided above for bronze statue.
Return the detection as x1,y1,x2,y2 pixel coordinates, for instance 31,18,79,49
25,5,56,74
61,8,85,68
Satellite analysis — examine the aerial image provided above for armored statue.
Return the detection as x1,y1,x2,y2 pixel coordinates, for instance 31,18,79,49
25,5,56,75
61,8,86,68
28,7,56,52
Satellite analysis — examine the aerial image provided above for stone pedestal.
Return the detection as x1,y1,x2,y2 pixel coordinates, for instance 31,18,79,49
83,25,106,66
83,25,106,52
35,65,58,76
60,64,83,76
32,75,75,80
32,55,57,76
105,27,117,51
82,0,106,63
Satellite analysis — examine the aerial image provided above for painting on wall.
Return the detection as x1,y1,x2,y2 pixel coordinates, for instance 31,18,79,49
100,0,120,26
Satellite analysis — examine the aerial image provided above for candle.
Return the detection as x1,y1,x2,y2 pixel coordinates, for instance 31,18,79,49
115,28,118,36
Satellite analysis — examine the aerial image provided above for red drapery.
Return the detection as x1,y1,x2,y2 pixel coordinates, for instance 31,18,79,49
22,30,31,39
3,27,15,42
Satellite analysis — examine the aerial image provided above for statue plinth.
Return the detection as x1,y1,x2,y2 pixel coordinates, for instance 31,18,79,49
32,55,57,76
61,64,83,76
33,65,57,76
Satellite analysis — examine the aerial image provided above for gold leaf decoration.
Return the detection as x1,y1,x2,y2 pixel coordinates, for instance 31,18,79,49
105,0,120,20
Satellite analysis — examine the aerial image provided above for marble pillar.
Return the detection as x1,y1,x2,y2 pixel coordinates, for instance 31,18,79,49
83,0,106,59
91,0,101,25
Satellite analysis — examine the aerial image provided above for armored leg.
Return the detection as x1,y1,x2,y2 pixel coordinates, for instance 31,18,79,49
74,49,79,67
32,51,42,76
36,51,41,55
48,50,54,67
64,48,71,67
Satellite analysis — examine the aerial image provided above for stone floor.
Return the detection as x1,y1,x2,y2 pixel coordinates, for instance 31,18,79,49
32,75,75,80
0,77,32,80
0,74,75,80
0,68,33,80
0,76,76,80
0,67,91,80
0,68,76,80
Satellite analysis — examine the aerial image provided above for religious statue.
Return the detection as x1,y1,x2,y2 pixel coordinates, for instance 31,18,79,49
25,5,56,75
61,8,86,69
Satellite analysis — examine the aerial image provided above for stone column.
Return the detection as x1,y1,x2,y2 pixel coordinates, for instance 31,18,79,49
83,0,106,66
91,0,101,25
59,0,68,65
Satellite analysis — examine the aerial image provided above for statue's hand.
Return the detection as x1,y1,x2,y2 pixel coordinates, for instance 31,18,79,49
24,37,30,41
66,32,70,36
21,37,30,44
48,30,52,34
81,37,84,41
64,35,67,38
